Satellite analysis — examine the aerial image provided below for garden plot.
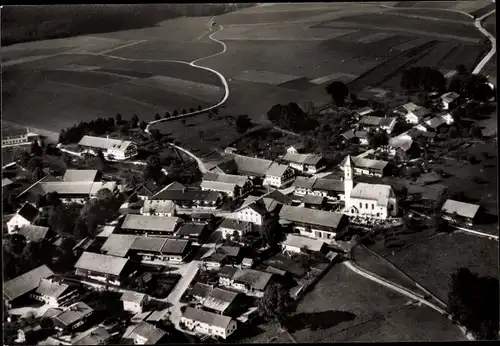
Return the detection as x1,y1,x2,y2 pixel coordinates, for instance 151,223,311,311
215,24,356,41
310,72,358,85
233,70,302,86
41,69,133,88
129,75,223,103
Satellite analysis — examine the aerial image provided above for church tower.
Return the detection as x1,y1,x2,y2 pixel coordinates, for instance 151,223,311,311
344,155,354,203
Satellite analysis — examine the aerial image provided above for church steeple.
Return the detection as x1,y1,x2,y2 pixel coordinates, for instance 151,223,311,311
344,155,354,201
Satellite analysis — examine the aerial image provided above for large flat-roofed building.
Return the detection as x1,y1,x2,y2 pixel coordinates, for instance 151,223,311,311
78,135,137,160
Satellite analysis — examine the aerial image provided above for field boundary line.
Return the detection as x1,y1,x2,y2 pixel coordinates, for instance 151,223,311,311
378,4,474,19
97,39,148,55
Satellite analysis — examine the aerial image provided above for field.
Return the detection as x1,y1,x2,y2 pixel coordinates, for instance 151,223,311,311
389,233,499,303
289,263,464,342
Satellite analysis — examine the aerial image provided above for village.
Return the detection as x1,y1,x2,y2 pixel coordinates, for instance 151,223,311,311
3,68,498,345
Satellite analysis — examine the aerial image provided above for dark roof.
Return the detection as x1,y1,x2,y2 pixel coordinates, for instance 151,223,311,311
17,202,40,223
74,252,128,276
4,265,54,301
219,218,250,231
18,225,49,243
130,237,167,253
279,205,345,229
182,306,233,329
54,302,93,327
292,176,317,189
219,265,238,278
190,282,213,298
160,239,190,255
121,321,166,344
153,189,220,202
218,245,241,257
232,269,273,291
175,223,207,237
214,158,239,174
302,194,325,205
312,178,344,192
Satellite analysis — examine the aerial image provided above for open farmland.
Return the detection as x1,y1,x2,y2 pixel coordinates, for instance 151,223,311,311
389,233,498,303
484,12,496,37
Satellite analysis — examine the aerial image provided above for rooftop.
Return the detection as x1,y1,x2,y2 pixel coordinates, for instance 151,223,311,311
350,183,394,207
72,326,111,345
176,223,207,237
292,176,317,190
152,189,220,202
36,278,71,299
312,178,344,192
232,268,273,291
440,91,460,102
16,202,40,223
78,135,134,150
121,291,148,304
279,205,345,229
63,169,98,182
121,214,180,233
203,288,238,312
265,162,290,177
219,218,251,231
54,302,93,327
302,194,325,205
190,282,213,298
161,239,190,255
203,172,250,187
142,200,176,215
100,234,137,257
219,265,239,278
355,106,373,115
282,153,324,166
283,234,325,252
182,306,233,329
340,156,388,171
121,321,166,344
130,236,167,253
74,252,128,276
200,180,237,193
233,154,273,176
18,225,49,243
442,199,480,219
4,264,54,301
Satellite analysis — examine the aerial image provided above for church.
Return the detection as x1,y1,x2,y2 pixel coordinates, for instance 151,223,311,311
342,155,398,219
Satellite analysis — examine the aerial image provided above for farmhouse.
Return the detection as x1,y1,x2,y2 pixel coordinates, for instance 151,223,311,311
311,178,345,200
282,234,326,254
343,155,398,220
63,169,101,182
263,162,295,188
291,176,317,196
395,102,431,124
231,190,292,225
181,306,237,340
7,202,40,234
121,291,149,314
200,180,244,199
281,152,326,174
341,129,369,145
74,252,131,286
202,287,241,316
72,326,112,345
100,233,137,257
279,205,346,240
190,283,214,303
3,265,55,309
358,116,397,134
16,225,50,243
202,172,253,197
120,214,181,237
129,237,191,263
388,136,419,161
202,246,241,269
286,143,306,154
217,266,239,287
441,199,480,226
174,223,211,243
52,302,93,332
302,194,327,210
217,218,252,239
152,188,222,209
339,156,388,177
212,154,272,178
424,116,447,131
78,135,138,160
121,321,167,345
2,127,31,147
354,106,374,119
227,268,274,297
440,91,460,110
140,200,176,217
32,277,79,307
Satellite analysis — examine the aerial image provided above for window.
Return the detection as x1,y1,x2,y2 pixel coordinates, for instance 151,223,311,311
372,204,374,210
365,203,368,209
359,202,362,208
376,213,380,217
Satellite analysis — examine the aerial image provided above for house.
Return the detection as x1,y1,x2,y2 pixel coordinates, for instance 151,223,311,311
286,143,306,154
388,136,419,161
282,234,326,254
212,154,272,179
140,200,176,217
129,237,191,263
32,277,79,307
201,246,241,269
202,172,253,197
3,265,54,308
181,306,237,339
441,199,480,226
2,127,31,147
396,103,431,124
74,252,131,286
191,212,215,223
152,188,222,210
354,106,374,119
161,239,191,262
311,178,345,200
121,321,167,345
424,116,447,131
217,265,239,287
343,156,398,219
241,258,254,269
339,156,388,177
279,205,347,240
133,182,167,200
78,135,138,160
190,282,214,303
120,214,181,237
16,225,50,243
440,91,460,110
231,190,292,226
263,162,295,188
281,153,326,174
200,180,244,199
52,302,93,332
175,223,211,244
227,268,274,297
72,326,111,345
121,291,149,314
358,116,397,134
302,194,327,210
62,169,100,182
203,288,240,316
438,112,454,125
291,176,317,196
100,234,137,257
341,129,369,146
7,202,40,233
218,218,252,240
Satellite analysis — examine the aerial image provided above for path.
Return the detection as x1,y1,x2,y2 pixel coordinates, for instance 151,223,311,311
472,9,496,75
169,143,208,174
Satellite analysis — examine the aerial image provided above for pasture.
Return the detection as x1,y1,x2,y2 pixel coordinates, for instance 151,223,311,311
389,233,498,303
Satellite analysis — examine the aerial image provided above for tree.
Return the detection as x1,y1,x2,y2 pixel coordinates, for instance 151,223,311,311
164,111,171,119
189,108,195,113
367,131,389,149
155,113,161,120
325,81,349,106
449,126,459,139
30,140,42,156
150,129,163,144
259,217,283,248
27,157,44,172
401,67,446,93
258,283,293,327
139,120,147,130
46,191,61,207
182,109,187,115
119,124,129,135
32,166,44,182
173,110,179,117
197,105,202,111
144,154,162,181
96,188,113,202
235,114,253,134
115,113,122,125
448,268,499,340
130,114,139,128
17,151,31,167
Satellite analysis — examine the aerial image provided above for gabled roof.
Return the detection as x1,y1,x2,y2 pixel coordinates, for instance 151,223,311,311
142,200,176,215
130,237,167,253
359,115,383,126
355,106,373,116
292,176,317,190
217,245,241,257
282,153,324,166
232,268,273,291
440,91,460,103
78,135,135,150
182,306,233,329
442,199,480,219
72,326,111,345
202,172,249,187
74,252,128,276
425,116,446,129
279,205,345,229
350,183,394,207
153,189,220,202
53,302,93,327
153,181,187,197
161,239,190,255
408,107,431,120
200,180,237,193
18,225,49,243
121,321,166,344
219,265,238,278
341,129,368,140
2,177,13,187
4,265,54,301
203,287,238,312
97,225,116,238
176,223,207,237
16,202,40,223
121,291,148,304
265,162,290,177
312,178,344,192
63,170,98,182
190,282,213,298
100,234,137,257
36,278,71,299
339,156,388,171
389,136,414,151
283,234,325,252
219,218,251,231
121,214,180,233
302,194,325,205
233,154,273,177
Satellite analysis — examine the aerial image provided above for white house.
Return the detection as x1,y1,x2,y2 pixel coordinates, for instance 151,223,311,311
232,202,267,226
121,321,166,345
282,234,326,254
7,202,40,234
78,135,138,160
396,103,431,124
202,172,253,197
440,91,460,110
181,307,237,339
230,190,292,226
200,180,242,198
263,163,295,188
342,155,398,220
339,156,388,177
217,218,252,239
121,292,149,314
281,153,326,174
2,128,33,147
286,143,306,154
140,200,176,217
358,116,397,134
438,112,454,125
32,278,79,307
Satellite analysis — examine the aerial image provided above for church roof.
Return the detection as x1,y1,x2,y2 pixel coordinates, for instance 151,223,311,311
349,183,394,207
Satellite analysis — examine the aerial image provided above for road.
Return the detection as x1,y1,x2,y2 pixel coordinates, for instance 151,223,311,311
472,9,496,75
170,143,208,174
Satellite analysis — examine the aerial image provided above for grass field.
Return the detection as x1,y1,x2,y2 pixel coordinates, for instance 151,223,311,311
389,233,498,303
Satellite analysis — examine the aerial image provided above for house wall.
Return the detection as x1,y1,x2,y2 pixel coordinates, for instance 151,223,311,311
219,222,252,239
283,244,302,253
107,144,138,161
75,268,122,286
294,187,312,196
181,317,237,339
7,215,31,233
2,134,29,147
31,289,78,307
236,208,263,225
123,300,143,314
405,113,419,124
345,197,397,219
295,225,336,240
